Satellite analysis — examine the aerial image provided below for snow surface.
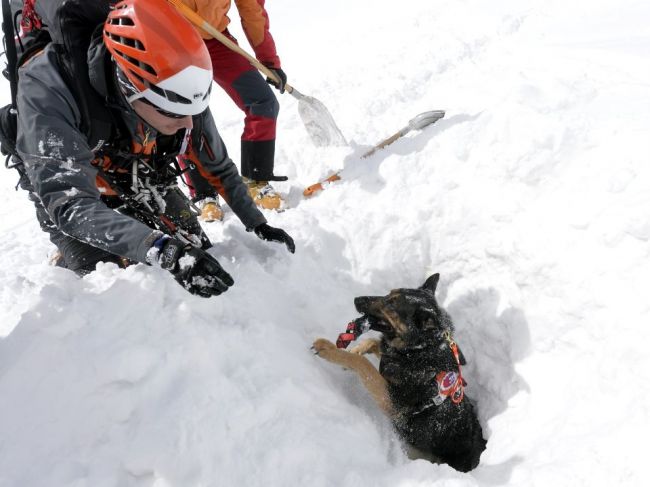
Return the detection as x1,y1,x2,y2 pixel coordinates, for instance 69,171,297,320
1,0,650,485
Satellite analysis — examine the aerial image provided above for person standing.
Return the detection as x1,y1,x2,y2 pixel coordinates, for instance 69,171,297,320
178,0,288,221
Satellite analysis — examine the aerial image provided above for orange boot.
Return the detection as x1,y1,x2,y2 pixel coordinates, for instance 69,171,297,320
244,178,283,210
197,197,224,222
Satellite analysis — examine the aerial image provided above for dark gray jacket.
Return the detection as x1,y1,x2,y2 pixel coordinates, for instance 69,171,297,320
16,44,266,264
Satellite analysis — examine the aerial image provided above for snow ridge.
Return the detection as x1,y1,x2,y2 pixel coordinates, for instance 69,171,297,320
1,0,649,485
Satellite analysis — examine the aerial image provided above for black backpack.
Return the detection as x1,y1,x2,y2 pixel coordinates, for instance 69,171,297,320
1,0,115,162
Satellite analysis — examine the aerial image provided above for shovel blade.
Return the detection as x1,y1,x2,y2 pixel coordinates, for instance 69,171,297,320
408,110,446,131
297,96,347,147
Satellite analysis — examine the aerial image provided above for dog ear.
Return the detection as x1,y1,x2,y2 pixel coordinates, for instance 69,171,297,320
421,273,440,294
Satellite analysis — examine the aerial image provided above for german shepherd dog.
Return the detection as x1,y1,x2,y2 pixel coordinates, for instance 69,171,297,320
313,274,487,472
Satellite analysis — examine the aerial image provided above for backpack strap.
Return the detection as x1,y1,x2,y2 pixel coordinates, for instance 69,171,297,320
20,0,42,33
1,0,19,109
50,1,116,149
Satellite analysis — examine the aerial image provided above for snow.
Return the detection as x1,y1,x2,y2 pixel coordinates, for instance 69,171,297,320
1,0,649,485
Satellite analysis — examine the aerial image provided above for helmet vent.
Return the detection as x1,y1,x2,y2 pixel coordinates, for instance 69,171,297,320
112,48,158,77
106,31,145,52
108,16,135,27
146,83,192,106
122,36,145,52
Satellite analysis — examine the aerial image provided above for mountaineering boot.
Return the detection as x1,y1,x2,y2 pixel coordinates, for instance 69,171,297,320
244,178,283,210
197,196,224,222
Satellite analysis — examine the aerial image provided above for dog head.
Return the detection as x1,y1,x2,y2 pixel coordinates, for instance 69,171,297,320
354,273,452,349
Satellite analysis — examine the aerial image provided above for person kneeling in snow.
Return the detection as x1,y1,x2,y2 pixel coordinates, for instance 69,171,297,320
14,0,294,297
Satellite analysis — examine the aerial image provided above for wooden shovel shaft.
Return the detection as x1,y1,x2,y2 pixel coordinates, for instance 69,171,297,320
303,173,342,197
166,0,292,92
302,129,405,197
361,129,406,159
303,110,445,197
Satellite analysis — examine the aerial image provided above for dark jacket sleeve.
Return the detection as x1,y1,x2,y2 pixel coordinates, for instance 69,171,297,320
15,47,161,263
187,107,267,230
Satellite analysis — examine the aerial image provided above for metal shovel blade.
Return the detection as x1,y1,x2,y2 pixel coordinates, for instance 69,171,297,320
407,110,446,132
291,88,347,147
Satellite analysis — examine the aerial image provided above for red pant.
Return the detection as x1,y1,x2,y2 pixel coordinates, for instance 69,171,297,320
205,32,279,143
183,32,281,196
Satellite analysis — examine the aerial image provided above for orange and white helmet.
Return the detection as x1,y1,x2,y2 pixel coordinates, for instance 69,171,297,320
103,0,213,116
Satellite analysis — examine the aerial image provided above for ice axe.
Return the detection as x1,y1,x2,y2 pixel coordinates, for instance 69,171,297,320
166,0,347,147
303,110,445,197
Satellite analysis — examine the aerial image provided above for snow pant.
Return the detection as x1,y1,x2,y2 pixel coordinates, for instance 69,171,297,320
182,30,281,201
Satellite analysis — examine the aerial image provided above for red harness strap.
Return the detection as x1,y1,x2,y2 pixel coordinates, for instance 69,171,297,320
434,331,466,405
20,0,43,34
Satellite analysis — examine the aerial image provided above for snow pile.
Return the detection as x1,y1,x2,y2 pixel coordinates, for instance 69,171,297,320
1,0,649,485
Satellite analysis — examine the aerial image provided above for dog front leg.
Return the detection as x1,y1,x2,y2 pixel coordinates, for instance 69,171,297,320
350,338,382,359
312,338,393,416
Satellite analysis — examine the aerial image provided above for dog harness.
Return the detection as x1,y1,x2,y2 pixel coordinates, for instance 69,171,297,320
335,318,467,408
432,330,466,405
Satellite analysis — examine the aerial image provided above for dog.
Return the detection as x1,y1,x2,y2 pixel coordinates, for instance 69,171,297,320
312,273,486,472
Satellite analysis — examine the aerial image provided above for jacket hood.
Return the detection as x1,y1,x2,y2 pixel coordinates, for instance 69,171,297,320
87,32,165,144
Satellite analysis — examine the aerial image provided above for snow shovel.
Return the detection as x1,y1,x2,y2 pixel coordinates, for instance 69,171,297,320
303,110,445,197
166,0,347,147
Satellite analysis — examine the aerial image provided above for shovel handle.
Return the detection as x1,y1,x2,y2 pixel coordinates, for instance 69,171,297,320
303,173,341,197
166,0,293,93
303,130,402,196
361,130,405,159
302,110,445,196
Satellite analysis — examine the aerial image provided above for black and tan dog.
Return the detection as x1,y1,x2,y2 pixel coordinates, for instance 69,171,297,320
313,273,487,472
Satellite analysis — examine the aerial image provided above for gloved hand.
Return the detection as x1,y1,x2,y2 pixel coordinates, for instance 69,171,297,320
254,223,295,253
152,236,234,297
263,64,287,94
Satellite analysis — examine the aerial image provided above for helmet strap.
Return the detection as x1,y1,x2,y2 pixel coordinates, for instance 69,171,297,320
114,65,140,102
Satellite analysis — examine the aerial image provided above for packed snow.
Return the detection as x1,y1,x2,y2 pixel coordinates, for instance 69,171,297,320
1,0,649,485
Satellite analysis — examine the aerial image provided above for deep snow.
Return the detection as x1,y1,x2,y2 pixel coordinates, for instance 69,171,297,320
1,0,649,485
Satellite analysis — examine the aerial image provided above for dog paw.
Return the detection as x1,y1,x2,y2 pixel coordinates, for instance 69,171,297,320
312,338,336,353
311,338,340,361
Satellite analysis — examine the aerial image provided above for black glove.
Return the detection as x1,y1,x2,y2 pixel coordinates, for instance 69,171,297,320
264,65,287,94
254,223,295,253
156,237,234,297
